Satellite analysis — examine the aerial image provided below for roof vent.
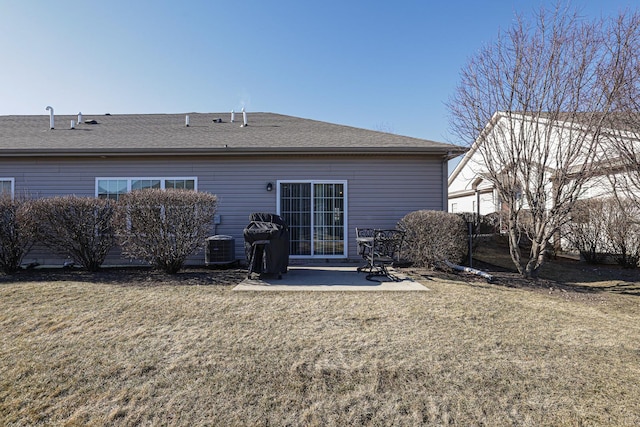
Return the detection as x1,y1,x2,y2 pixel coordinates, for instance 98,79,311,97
212,118,222,123
185,115,190,127
85,119,99,125
230,110,235,123
70,120,76,129
241,107,248,127
45,106,54,129
78,112,83,124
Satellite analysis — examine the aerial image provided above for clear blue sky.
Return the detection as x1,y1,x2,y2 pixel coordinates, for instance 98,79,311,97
0,0,636,146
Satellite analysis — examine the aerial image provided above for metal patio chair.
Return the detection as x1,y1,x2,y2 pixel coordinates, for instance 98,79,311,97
356,228,405,281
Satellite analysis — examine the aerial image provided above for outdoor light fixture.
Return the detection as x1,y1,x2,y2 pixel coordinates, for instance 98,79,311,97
266,182,273,192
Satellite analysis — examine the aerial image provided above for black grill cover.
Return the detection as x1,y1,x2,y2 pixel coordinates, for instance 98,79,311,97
243,221,283,243
243,213,289,275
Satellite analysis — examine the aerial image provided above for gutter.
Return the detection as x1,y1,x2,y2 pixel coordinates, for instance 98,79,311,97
0,146,466,158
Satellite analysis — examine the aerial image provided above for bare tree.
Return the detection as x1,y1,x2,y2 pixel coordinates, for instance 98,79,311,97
373,122,396,134
603,14,640,209
448,5,639,277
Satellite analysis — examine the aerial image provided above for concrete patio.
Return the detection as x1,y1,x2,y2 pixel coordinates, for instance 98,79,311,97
233,264,429,291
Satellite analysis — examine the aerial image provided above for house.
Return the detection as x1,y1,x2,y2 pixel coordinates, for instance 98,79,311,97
447,111,637,218
1,111,462,265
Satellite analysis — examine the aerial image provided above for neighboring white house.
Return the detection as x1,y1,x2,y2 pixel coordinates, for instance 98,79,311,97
447,111,637,217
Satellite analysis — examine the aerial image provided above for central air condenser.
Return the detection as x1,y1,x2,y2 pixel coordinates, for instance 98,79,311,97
205,235,236,265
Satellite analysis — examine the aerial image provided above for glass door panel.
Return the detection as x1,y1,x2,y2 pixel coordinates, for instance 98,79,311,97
313,183,344,255
279,181,345,257
280,182,311,256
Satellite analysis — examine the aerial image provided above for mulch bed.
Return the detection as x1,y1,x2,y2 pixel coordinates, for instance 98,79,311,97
2,258,638,299
0,265,248,287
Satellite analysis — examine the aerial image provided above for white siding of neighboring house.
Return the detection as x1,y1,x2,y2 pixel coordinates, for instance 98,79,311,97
448,113,640,235
448,148,499,215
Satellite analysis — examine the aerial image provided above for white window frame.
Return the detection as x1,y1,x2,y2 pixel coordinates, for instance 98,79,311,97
277,179,348,259
95,177,198,199
0,178,15,199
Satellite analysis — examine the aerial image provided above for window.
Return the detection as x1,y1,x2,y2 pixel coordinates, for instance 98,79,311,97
98,179,128,200
0,178,14,198
278,180,347,258
131,179,161,191
165,179,195,190
96,177,197,200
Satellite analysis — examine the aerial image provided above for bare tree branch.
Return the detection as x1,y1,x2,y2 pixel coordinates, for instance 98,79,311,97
448,5,638,277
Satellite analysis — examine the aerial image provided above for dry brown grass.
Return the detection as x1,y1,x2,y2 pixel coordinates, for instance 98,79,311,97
1,264,639,425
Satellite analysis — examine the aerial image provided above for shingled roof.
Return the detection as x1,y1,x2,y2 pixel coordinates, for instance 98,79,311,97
0,112,461,157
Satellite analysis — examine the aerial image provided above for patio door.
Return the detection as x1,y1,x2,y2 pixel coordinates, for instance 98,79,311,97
278,181,347,258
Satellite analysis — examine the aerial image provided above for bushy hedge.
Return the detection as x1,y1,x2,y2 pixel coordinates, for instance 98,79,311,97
605,200,640,268
0,197,35,274
564,199,610,264
114,189,218,274
398,210,467,268
30,196,117,272
564,198,640,268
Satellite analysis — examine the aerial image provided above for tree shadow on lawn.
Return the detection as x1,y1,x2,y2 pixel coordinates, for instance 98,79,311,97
468,236,640,296
407,258,640,297
527,257,640,296
0,265,248,287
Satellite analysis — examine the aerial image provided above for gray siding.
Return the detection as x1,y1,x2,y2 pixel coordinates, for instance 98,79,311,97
1,154,446,265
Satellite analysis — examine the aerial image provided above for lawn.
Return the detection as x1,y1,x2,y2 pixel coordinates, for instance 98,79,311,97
1,262,639,426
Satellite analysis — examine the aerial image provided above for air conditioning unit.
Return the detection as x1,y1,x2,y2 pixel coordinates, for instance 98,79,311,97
205,235,236,265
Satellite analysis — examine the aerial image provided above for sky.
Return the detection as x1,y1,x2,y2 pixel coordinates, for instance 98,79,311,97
0,0,637,148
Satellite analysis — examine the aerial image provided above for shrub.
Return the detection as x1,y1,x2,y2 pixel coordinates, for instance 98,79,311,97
457,212,500,235
563,199,610,264
605,199,640,268
114,189,218,274
398,210,467,268
0,197,35,274
564,198,640,267
30,196,117,272
456,212,499,255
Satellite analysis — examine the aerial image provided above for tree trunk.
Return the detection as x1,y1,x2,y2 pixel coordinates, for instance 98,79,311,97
507,219,525,276
525,238,547,278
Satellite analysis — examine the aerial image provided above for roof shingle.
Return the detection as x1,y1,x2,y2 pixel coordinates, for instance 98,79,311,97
0,112,461,156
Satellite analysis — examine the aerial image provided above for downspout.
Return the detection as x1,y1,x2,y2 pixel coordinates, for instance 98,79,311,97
444,260,493,282
476,188,481,224
442,154,450,211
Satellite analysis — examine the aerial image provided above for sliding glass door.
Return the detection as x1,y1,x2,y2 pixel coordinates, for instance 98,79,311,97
278,181,347,258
